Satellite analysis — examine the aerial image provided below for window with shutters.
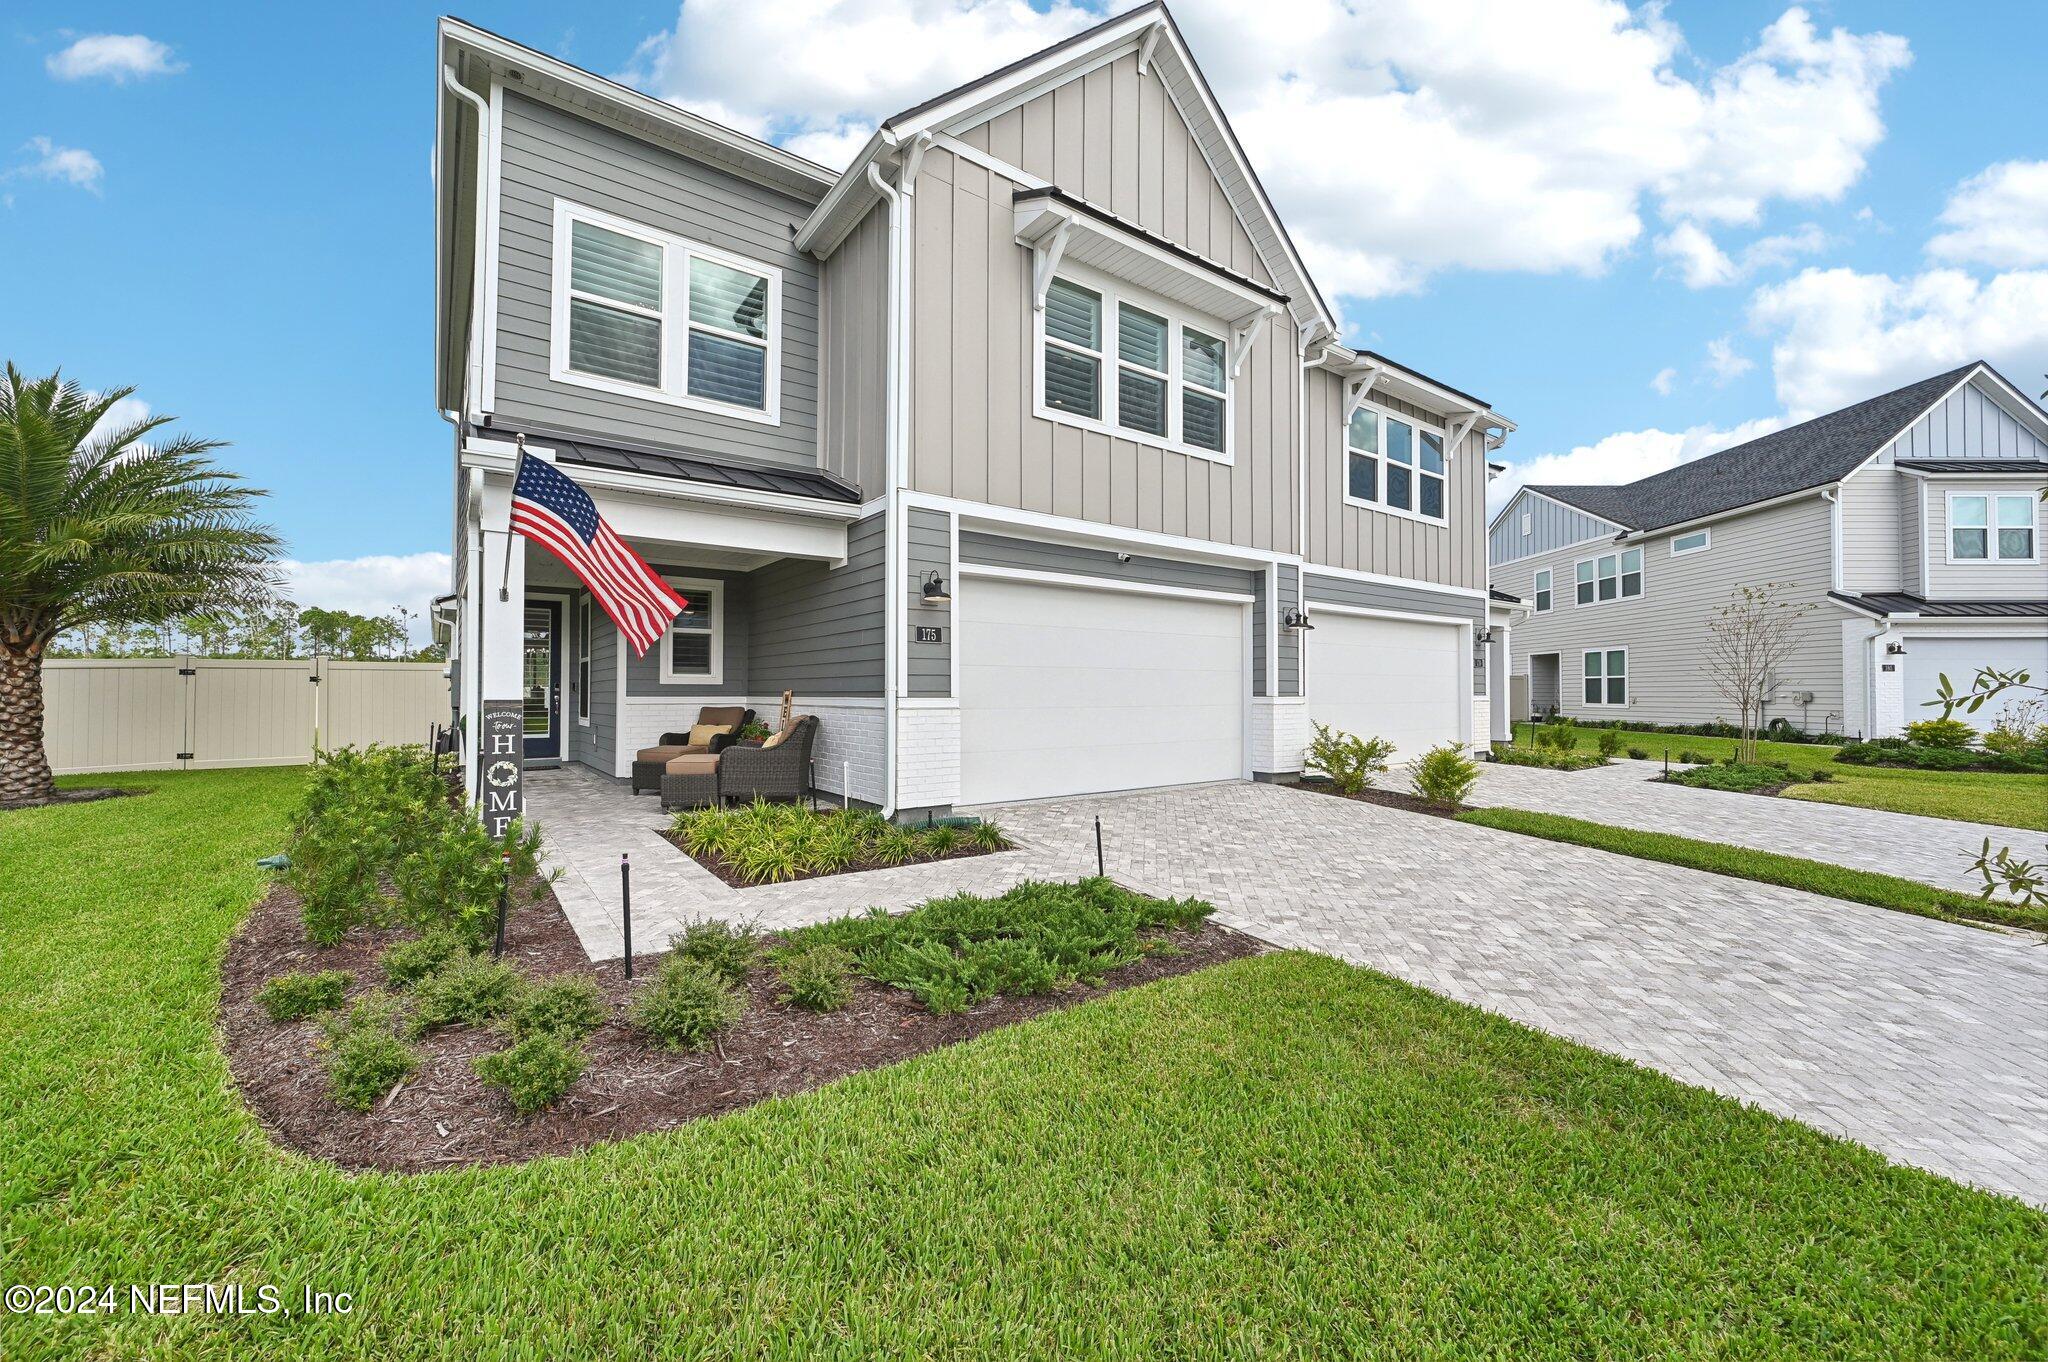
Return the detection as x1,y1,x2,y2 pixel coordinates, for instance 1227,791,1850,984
658,579,723,686
550,201,782,425
1034,266,1234,464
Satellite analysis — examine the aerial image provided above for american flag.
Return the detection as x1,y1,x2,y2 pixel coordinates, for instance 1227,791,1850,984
509,453,686,657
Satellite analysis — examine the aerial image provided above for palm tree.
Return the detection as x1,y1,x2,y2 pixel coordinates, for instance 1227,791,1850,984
0,365,279,805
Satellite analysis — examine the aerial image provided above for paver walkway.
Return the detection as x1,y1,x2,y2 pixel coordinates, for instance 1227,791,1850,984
1466,758,2046,895
527,768,2048,1207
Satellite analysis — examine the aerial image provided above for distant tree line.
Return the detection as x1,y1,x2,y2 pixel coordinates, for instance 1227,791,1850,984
53,601,445,662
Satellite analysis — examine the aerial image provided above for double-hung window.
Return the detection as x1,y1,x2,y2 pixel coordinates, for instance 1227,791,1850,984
1583,649,1626,706
1533,568,1552,613
1949,493,2038,562
553,201,781,423
659,579,723,686
1037,270,1232,462
1575,548,1642,604
1346,405,1379,503
1345,403,1448,522
575,598,591,724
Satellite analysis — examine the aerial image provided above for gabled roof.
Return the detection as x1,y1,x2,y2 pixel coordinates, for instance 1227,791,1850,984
1527,363,2013,533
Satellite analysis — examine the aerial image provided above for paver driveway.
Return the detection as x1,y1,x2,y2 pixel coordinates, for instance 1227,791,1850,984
1466,758,2047,895
987,782,2048,1208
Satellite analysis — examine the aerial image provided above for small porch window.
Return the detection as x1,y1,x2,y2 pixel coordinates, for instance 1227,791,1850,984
659,579,723,685
575,597,591,723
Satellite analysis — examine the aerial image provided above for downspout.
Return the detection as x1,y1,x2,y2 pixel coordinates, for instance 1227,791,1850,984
463,467,487,798
1821,486,1843,591
442,62,493,799
867,153,904,817
1858,619,1887,740
441,65,491,425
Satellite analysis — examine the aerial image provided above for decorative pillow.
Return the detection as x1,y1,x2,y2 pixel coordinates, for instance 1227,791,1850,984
760,724,792,750
688,722,732,747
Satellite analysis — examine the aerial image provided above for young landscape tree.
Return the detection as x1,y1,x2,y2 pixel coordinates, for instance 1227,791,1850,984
0,365,278,805
1702,582,1812,763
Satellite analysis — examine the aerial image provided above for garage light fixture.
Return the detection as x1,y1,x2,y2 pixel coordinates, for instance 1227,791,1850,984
920,571,952,606
1281,608,1314,632
1885,641,1906,655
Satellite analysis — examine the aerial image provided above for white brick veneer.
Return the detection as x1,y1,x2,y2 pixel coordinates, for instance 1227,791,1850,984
609,694,751,777
1251,698,1309,774
895,702,961,810
1471,698,1491,750
1870,642,1906,738
776,697,886,805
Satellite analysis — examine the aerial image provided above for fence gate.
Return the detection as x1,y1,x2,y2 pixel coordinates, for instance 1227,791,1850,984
41,655,448,775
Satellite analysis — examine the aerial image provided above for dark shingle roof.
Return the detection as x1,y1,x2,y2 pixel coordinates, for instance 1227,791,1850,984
1894,458,2048,474
1529,364,1991,532
1829,591,2048,619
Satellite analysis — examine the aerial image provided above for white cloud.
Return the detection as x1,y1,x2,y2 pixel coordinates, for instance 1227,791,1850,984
1655,220,1827,288
1488,415,1788,516
45,33,184,82
1706,335,1755,384
1651,366,1677,396
279,553,452,645
1928,160,2048,269
15,137,103,194
782,121,876,171
622,1,1909,299
87,395,152,451
1747,265,2048,415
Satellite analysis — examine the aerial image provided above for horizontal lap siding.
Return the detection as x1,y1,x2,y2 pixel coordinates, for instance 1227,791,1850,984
1492,497,1846,730
1303,574,1483,627
906,508,952,697
493,93,821,468
1304,371,1487,592
1839,467,1903,592
583,609,617,773
624,567,750,698
1277,564,1301,696
916,50,1297,554
748,514,886,696
960,531,1257,598
1922,477,2048,600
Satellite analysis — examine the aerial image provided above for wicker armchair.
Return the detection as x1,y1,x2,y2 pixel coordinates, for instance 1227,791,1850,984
714,715,818,804
630,706,752,794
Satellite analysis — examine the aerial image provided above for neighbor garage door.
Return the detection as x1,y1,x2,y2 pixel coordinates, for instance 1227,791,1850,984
959,575,1246,804
1903,633,2048,726
1306,612,1465,764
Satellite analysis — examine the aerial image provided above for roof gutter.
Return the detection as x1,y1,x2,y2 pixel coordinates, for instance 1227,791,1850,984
1610,483,1837,545
442,63,491,425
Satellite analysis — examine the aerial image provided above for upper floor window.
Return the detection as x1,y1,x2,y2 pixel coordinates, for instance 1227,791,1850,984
1344,403,1447,524
1533,568,1552,613
1575,547,1642,604
1949,493,2037,562
551,201,781,425
1037,270,1232,463
1671,529,1710,556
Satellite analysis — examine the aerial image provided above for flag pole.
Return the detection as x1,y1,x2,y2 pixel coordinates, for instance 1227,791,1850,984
500,433,526,602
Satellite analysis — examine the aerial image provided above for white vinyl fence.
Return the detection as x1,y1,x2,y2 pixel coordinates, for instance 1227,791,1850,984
42,656,449,774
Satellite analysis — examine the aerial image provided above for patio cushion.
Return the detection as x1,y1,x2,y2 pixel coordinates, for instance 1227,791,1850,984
665,753,721,776
697,706,748,728
635,743,691,765
687,722,733,747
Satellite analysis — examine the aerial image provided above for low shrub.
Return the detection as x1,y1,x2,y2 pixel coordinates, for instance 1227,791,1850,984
1833,738,2044,773
1903,717,1977,749
776,945,856,1012
1595,730,1624,758
1668,762,1802,794
1627,746,1650,760
1410,744,1481,807
922,824,962,855
1983,715,2048,757
474,1033,585,1114
391,810,548,947
256,969,351,1022
1810,768,1836,782
628,957,744,1051
673,919,761,984
380,930,469,987
781,878,1213,1016
507,974,607,1042
411,953,525,1031
1304,722,1394,794
1491,744,1605,772
670,801,1010,885
319,991,417,1111
1533,721,1578,753
1677,750,1704,765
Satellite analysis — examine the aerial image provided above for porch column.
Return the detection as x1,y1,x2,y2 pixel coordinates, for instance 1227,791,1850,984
474,474,526,791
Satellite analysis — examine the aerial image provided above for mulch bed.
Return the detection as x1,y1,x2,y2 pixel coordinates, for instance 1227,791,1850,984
1,786,146,812
1288,780,1467,820
665,831,1008,888
220,881,1264,1173
1657,775,1801,798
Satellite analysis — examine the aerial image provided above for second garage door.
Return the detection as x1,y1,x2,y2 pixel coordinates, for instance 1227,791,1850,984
1904,633,2048,728
959,576,1247,804
1306,611,1466,765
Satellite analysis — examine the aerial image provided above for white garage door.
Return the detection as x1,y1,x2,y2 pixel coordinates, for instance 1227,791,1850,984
1904,633,2048,726
1307,612,1465,766
959,576,1246,804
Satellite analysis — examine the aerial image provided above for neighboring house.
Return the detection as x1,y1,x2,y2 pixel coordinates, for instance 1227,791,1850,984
433,4,1513,818
1489,362,2048,738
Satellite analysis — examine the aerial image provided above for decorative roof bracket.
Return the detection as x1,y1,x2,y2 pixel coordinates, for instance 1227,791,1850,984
1136,21,1164,76
1229,305,1279,379
1030,216,1073,312
1344,363,1384,421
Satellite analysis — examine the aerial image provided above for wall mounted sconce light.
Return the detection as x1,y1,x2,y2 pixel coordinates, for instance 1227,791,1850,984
920,571,952,606
1885,641,1906,655
1281,608,1314,632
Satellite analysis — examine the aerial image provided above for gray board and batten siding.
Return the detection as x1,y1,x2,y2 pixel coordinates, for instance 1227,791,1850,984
1490,491,1623,565
491,92,822,470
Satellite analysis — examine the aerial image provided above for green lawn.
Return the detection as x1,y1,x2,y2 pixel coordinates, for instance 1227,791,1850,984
4,769,2045,1359
1511,722,2048,830
1456,807,2047,933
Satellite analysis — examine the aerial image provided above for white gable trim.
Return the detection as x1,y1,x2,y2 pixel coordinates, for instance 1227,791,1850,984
1842,363,2048,483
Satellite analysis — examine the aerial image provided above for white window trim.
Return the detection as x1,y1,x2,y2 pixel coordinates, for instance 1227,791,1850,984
1944,490,2040,565
1571,547,1644,607
1670,528,1711,556
1341,397,1448,526
1532,567,1553,614
1031,261,1234,466
549,199,783,427
657,576,725,686
575,596,592,725
1581,646,1628,707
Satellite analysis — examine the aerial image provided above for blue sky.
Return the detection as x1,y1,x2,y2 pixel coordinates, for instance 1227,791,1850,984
4,1,2044,621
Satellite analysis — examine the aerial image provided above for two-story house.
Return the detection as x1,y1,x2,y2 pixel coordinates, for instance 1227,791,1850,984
1489,362,2048,739
433,4,1513,818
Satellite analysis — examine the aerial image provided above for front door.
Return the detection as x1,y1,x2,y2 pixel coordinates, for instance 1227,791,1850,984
523,602,562,761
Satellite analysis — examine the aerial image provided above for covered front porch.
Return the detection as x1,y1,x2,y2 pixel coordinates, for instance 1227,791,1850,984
452,428,880,803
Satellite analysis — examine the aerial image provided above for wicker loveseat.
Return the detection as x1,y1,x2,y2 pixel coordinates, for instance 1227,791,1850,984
661,714,818,810
630,706,752,795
